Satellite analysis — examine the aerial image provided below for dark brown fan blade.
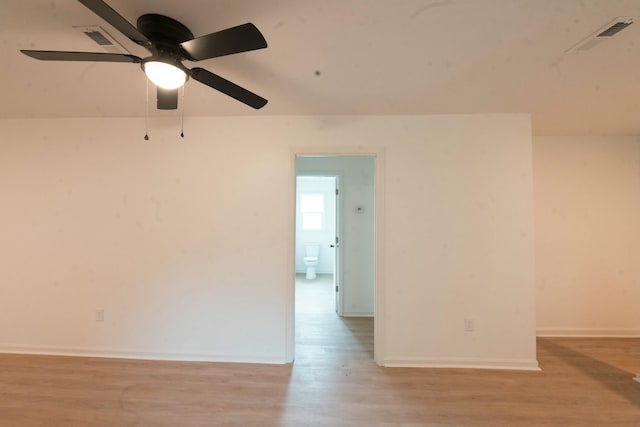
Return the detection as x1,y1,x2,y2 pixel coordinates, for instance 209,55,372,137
21,50,141,63
190,67,267,109
157,88,178,110
78,0,150,47
180,23,267,61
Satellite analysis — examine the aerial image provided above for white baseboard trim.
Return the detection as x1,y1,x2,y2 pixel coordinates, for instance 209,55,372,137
0,343,287,365
537,328,640,338
382,357,540,371
295,271,333,275
342,313,374,317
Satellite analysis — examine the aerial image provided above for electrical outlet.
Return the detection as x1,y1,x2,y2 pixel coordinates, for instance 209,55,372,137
96,309,104,322
464,318,474,332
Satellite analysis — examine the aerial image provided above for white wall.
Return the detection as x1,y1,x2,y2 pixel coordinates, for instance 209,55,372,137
0,114,537,369
533,136,640,336
0,118,290,362
297,156,375,317
380,116,536,369
295,177,336,275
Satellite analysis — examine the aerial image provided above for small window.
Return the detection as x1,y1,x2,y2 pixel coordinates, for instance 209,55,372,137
301,194,324,213
301,194,324,230
302,212,322,230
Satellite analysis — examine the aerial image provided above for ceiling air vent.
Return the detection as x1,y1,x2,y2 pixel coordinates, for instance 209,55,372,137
74,25,130,54
597,21,633,37
566,17,634,53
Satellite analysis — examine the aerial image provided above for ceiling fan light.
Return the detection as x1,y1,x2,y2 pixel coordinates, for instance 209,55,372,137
143,61,187,90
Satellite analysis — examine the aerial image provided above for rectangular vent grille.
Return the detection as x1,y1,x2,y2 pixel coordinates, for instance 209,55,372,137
84,30,112,46
566,17,635,53
74,25,130,54
597,21,632,37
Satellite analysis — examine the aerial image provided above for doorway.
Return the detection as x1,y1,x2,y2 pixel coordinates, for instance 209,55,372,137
295,176,340,313
293,155,376,363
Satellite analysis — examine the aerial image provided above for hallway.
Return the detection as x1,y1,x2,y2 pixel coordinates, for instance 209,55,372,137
294,273,374,366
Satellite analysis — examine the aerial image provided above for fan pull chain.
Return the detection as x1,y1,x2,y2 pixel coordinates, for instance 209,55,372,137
180,84,185,138
144,78,150,141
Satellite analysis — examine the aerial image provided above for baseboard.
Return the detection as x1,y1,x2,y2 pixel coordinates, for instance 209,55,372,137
536,328,640,338
342,313,374,317
634,375,640,384
0,343,287,365
295,271,333,275
382,357,541,371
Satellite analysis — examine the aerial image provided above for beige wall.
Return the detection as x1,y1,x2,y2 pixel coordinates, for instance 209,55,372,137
0,114,537,369
534,136,640,336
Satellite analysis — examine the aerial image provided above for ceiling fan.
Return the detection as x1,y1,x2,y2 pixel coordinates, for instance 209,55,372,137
20,0,268,110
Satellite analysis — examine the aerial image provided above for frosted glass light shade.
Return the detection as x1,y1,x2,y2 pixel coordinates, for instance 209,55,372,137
143,61,187,90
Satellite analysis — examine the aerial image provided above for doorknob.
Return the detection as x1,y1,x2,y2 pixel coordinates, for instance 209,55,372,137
330,244,335,248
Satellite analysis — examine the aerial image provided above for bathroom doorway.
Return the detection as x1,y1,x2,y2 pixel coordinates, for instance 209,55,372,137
293,155,376,363
295,176,340,313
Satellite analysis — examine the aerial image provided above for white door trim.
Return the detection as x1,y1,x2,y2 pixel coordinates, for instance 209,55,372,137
286,148,386,366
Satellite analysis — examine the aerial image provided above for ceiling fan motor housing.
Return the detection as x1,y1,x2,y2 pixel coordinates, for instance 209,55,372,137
137,14,194,62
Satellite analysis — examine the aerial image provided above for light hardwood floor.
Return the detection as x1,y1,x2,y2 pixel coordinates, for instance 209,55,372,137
0,275,638,426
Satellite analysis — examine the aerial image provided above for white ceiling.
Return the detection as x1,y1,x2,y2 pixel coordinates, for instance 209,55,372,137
2,0,640,135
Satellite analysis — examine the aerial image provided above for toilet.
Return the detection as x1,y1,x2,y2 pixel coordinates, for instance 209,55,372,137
303,242,321,280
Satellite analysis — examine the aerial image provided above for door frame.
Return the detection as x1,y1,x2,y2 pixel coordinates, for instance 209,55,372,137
286,148,386,366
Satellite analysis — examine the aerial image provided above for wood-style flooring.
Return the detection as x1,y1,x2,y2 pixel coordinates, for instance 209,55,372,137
0,274,638,426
